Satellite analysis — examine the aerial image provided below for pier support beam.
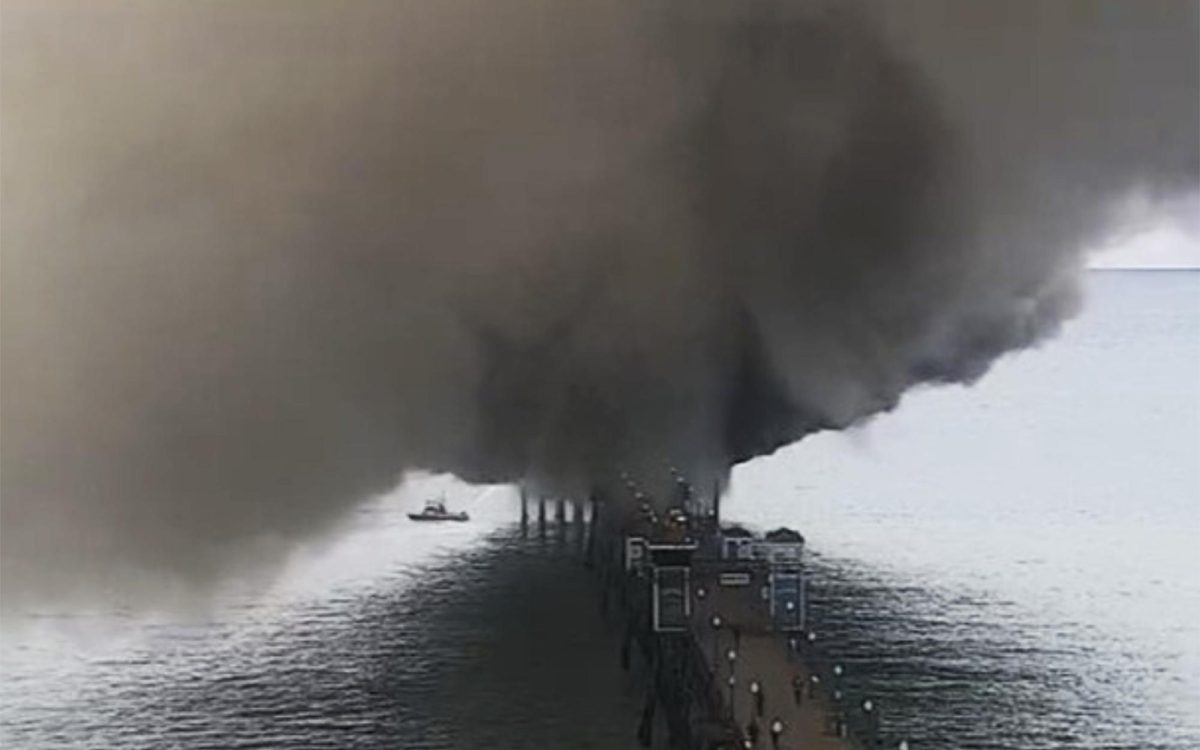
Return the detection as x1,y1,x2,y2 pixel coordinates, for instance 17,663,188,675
554,498,566,545
585,494,599,567
574,501,588,553
537,495,546,537
520,486,529,536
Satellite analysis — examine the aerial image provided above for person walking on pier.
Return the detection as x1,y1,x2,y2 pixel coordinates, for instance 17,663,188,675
792,675,804,706
749,680,764,717
745,717,760,747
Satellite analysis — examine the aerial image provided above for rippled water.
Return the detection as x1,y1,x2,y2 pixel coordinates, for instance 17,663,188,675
731,271,1200,749
2,517,643,749
799,556,1195,749
2,271,1198,749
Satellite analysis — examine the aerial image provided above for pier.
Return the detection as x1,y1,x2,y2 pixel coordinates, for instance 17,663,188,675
520,477,906,750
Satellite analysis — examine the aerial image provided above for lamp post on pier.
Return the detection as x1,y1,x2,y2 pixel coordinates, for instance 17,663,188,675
803,630,817,673
727,674,737,723
769,718,784,750
726,648,738,722
862,699,880,747
710,614,722,666
749,679,763,718
832,663,846,737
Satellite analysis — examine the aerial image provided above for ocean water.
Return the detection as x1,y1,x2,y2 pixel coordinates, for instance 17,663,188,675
728,270,1200,748
1,270,1197,749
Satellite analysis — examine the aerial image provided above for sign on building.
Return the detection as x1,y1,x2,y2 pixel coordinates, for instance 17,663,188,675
653,566,691,632
768,571,805,631
625,536,647,572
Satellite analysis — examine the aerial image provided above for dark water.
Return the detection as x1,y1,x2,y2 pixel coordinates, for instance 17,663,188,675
2,530,645,750
802,554,1195,750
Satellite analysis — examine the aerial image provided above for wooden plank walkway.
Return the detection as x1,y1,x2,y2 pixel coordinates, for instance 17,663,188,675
690,578,859,750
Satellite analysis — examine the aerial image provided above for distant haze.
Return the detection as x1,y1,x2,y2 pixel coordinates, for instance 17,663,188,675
1090,192,1200,269
2,0,1197,606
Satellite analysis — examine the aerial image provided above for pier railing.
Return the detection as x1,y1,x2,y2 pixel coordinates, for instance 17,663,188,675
681,625,743,747
788,633,900,749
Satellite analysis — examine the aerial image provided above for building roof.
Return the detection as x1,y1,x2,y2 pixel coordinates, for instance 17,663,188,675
721,525,755,538
764,527,805,544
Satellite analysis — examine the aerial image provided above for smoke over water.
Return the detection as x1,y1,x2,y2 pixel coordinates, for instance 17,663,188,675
2,0,1196,605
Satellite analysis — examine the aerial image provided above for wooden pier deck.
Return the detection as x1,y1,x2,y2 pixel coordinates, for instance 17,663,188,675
521,490,881,749
690,580,857,750
594,525,861,748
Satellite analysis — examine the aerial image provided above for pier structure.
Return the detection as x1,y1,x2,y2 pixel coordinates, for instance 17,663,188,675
520,487,587,543
520,486,529,535
579,474,901,750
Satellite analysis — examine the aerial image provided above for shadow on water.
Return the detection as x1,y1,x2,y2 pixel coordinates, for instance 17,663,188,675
1,528,645,750
383,529,646,749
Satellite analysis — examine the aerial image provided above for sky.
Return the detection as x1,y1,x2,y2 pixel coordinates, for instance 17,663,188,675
1091,221,1200,269
1089,193,1200,269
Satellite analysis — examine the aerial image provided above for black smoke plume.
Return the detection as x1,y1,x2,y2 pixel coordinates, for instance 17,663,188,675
2,0,1196,604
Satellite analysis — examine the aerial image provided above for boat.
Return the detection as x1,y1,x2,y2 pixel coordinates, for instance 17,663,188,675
408,498,469,522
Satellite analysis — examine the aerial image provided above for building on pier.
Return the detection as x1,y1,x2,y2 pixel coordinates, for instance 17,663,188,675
762,527,806,631
597,475,889,749
625,505,807,634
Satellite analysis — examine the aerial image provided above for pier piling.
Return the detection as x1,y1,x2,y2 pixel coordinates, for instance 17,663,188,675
584,495,599,568
520,486,529,536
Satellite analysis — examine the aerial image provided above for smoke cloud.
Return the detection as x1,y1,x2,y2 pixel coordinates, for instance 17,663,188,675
2,0,1196,605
